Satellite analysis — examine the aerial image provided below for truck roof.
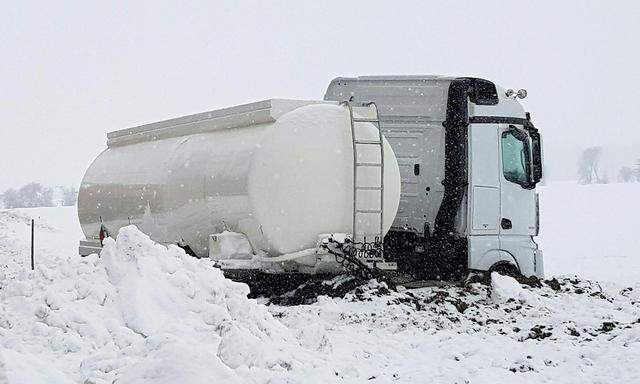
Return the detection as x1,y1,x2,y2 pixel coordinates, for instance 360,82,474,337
329,74,457,82
324,75,526,121
324,75,456,121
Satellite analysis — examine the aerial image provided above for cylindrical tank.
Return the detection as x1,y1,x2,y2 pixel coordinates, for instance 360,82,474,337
78,103,401,258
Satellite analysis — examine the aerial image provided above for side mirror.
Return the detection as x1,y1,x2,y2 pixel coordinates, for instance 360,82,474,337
530,131,543,184
523,114,543,185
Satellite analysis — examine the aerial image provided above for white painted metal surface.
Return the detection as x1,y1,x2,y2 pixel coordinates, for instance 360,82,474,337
78,100,401,261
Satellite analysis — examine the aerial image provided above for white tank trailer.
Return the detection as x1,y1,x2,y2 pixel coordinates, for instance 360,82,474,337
79,101,402,273
79,76,545,280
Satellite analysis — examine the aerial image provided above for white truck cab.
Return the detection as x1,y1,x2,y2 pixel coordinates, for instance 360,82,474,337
325,76,544,279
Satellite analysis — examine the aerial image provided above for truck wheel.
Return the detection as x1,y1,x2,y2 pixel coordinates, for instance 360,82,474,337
489,262,520,278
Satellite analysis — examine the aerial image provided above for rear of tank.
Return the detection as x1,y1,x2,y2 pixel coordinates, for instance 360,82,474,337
80,125,260,248
78,101,401,262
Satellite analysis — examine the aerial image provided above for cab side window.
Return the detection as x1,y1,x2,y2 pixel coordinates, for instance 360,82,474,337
501,129,532,188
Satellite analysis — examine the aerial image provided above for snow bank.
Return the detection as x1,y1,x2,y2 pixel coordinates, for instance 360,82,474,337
0,225,330,384
208,230,253,260
3,180,640,383
275,278,640,383
490,272,539,305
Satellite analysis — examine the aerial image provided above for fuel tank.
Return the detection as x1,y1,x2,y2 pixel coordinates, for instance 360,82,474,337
78,100,401,258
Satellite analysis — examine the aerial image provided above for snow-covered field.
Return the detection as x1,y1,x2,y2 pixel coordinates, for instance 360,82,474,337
538,182,640,286
1,182,639,383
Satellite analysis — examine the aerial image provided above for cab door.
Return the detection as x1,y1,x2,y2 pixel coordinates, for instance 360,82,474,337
468,124,501,235
467,123,501,267
498,125,537,274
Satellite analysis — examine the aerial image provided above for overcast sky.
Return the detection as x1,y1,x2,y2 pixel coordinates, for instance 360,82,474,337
1,0,639,191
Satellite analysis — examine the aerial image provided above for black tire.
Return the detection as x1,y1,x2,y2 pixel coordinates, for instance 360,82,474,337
490,262,520,278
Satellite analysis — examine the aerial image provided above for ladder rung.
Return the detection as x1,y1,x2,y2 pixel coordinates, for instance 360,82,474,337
347,101,385,259
354,140,382,145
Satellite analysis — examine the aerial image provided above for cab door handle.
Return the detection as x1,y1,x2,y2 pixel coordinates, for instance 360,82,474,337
501,218,512,230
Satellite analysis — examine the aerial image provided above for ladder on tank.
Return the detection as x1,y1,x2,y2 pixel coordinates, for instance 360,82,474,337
343,101,387,266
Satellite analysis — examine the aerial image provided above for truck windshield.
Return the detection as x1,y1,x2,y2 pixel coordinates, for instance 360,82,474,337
501,128,533,188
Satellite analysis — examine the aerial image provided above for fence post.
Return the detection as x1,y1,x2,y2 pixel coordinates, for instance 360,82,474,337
31,219,35,270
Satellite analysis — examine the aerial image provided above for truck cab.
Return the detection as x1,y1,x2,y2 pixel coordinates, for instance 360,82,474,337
325,76,544,279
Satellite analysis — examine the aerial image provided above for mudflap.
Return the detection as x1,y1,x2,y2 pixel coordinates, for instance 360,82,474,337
429,235,468,280
383,231,421,274
384,231,468,281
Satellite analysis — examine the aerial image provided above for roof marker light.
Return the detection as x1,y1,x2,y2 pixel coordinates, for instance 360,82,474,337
505,89,528,99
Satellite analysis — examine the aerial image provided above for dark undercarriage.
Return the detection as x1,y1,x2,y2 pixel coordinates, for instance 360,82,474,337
222,229,468,302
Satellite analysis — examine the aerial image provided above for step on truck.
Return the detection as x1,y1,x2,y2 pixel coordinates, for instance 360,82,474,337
78,75,544,283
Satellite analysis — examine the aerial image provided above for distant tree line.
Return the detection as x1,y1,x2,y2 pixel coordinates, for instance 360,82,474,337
577,146,640,184
0,183,77,208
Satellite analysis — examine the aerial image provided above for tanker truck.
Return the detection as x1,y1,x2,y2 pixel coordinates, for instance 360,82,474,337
78,76,544,281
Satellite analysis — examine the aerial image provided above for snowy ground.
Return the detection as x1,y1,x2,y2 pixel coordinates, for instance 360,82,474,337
1,182,639,383
538,182,640,286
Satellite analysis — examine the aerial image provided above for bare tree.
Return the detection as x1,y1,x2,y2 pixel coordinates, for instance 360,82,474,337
577,146,602,184
618,166,635,183
1,188,21,208
1,183,54,208
18,183,54,207
635,159,640,182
